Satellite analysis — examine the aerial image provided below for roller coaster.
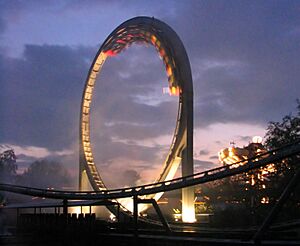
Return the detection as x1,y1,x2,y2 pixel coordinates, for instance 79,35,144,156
1,17,300,244
78,16,195,222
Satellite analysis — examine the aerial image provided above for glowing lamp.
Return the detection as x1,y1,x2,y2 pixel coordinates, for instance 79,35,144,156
169,86,181,96
166,65,172,76
151,35,157,45
159,48,166,58
104,50,116,57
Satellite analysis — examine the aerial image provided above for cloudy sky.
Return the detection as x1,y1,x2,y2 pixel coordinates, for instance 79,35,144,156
1,1,299,187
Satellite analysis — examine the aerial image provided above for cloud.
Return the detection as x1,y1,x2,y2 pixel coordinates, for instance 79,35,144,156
194,159,217,173
122,169,141,186
237,135,252,143
165,2,300,126
209,155,219,160
0,44,95,150
0,17,5,35
199,149,210,156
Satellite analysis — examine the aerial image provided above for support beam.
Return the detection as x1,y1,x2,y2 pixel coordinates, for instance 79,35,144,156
117,203,120,222
79,169,90,191
150,199,171,232
16,208,19,226
181,147,196,223
133,195,138,236
63,199,68,217
253,167,300,242
136,198,171,232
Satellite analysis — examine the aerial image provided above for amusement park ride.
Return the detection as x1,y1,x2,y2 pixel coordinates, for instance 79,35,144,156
78,16,196,223
1,17,300,245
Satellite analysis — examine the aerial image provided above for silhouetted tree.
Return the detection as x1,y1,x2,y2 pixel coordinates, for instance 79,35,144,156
263,100,300,221
264,100,300,178
0,149,17,183
265,100,300,149
0,149,17,204
18,159,71,189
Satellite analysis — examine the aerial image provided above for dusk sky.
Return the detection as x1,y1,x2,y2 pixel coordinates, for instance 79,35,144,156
1,1,299,187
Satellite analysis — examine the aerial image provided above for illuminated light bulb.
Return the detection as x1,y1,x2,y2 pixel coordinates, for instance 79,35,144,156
169,86,180,96
166,65,172,76
104,50,116,57
159,48,166,58
151,35,157,44
171,86,177,95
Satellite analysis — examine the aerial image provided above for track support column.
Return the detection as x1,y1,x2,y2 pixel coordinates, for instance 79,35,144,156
181,147,196,223
63,199,68,217
133,195,138,236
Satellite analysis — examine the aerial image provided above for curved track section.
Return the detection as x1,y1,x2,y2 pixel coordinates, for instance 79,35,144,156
2,142,300,200
79,17,193,211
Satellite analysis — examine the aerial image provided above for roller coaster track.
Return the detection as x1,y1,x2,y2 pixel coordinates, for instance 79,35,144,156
78,17,195,220
1,142,299,201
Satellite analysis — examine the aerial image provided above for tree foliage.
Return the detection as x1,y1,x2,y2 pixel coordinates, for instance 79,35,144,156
17,159,71,189
0,149,17,204
0,149,17,183
264,100,300,176
265,100,300,149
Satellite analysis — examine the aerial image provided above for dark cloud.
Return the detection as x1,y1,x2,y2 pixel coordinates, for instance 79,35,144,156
237,135,252,143
1,44,95,150
16,154,36,164
194,159,216,173
18,159,71,189
0,17,5,34
122,169,141,186
91,135,164,164
164,1,300,127
199,149,210,156
209,155,219,160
